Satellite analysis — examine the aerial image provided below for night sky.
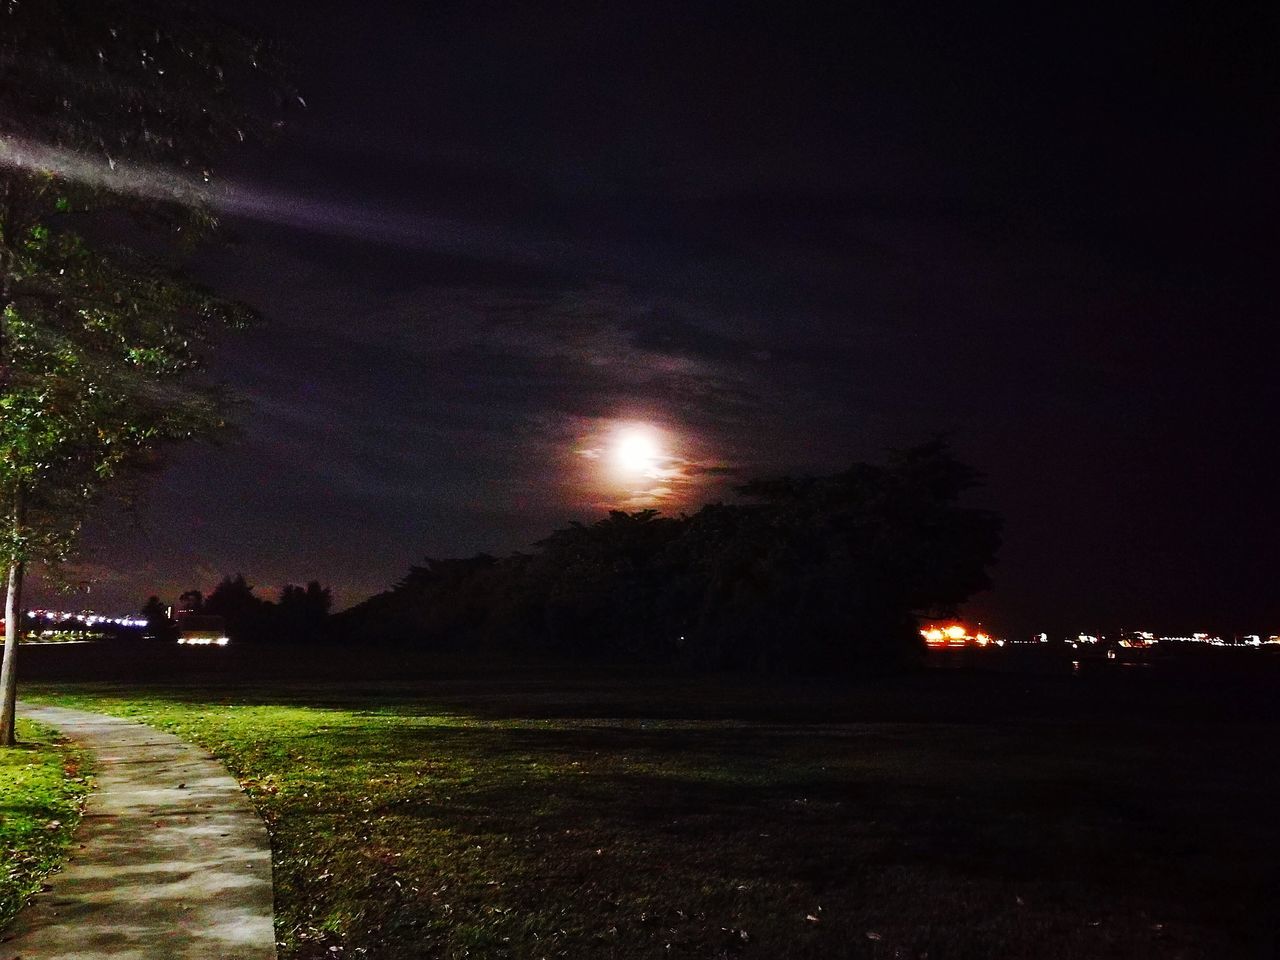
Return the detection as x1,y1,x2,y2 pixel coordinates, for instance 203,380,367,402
52,1,1279,635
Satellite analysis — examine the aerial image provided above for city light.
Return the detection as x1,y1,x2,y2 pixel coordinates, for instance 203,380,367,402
920,624,986,647
918,625,1280,652
26,609,148,628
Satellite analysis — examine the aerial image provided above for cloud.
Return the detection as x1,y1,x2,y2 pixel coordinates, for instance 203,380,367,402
0,134,569,266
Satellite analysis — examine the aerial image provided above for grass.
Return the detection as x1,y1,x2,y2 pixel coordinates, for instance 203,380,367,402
17,656,1280,960
0,718,93,930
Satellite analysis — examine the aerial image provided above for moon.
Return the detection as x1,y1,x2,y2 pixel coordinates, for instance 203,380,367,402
611,425,663,478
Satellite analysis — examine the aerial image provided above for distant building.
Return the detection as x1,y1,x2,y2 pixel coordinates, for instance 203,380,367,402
174,613,229,646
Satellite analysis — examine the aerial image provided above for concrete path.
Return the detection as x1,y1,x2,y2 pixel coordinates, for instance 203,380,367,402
2,703,276,960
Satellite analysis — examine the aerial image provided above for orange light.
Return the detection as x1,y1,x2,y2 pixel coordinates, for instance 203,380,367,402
922,623,996,647
921,626,951,645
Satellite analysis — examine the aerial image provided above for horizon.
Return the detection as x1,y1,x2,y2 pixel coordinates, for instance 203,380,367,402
18,602,1280,644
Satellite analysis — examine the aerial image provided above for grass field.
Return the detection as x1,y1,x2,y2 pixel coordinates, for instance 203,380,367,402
12,644,1280,959
0,718,92,931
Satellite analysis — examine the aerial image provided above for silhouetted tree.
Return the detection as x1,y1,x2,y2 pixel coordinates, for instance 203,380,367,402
342,556,501,646
528,510,684,658
335,441,1001,674
276,580,332,642
205,574,269,642
176,590,205,615
141,595,176,642
680,438,1001,671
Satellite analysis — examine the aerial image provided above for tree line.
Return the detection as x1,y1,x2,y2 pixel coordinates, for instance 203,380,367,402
143,575,332,645
336,440,1001,674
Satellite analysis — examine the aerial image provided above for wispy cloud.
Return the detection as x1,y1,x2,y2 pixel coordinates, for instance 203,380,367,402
0,134,564,264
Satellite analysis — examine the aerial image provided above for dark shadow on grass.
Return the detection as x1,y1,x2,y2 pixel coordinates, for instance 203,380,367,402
252,716,1280,938
20,640,1280,726
257,719,1280,960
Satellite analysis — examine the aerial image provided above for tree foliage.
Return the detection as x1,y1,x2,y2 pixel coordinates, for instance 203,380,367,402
0,0,290,743
338,441,1003,673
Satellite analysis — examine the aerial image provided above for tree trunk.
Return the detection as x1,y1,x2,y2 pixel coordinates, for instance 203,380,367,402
0,488,26,747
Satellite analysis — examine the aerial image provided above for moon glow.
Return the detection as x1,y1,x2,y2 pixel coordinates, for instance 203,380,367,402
611,425,664,478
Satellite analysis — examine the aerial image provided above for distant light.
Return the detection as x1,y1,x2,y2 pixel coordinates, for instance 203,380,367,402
920,623,995,648
24,609,146,628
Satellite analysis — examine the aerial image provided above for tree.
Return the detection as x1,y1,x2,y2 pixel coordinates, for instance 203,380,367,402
177,589,205,615
0,1,290,745
204,573,268,643
141,595,175,641
334,441,1002,674
529,510,684,658
277,580,333,643
684,438,1002,671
